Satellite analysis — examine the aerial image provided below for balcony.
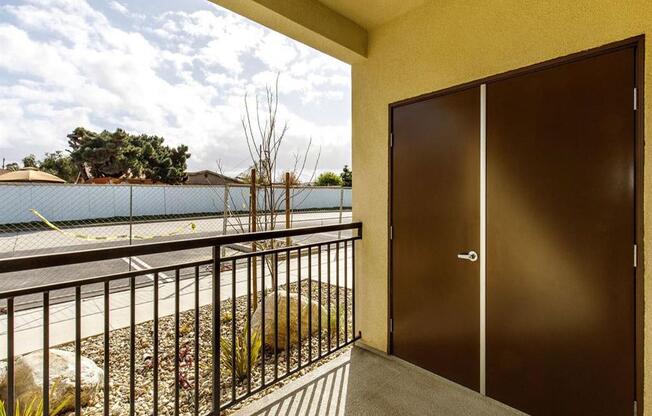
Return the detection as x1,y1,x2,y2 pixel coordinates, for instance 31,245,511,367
0,222,360,415
1,0,649,414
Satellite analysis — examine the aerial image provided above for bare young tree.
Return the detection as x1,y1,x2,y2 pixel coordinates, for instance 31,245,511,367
221,73,320,304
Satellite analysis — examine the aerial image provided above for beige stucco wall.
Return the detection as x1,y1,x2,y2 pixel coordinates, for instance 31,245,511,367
352,0,651,409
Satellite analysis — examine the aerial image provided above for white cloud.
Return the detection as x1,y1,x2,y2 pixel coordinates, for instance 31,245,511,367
255,31,299,70
0,0,351,177
109,1,128,15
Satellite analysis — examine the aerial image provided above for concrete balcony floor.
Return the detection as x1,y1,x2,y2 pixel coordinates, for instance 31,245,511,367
233,346,524,416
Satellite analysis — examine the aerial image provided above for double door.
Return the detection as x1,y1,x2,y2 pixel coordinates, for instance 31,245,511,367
391,46,636,415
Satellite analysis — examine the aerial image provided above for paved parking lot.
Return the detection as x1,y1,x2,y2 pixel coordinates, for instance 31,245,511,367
0,210,352,298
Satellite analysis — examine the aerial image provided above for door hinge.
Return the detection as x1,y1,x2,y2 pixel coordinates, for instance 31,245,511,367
634,88,638,111
634,244,638,268
390,132,393,147
389,226,393,240
389,318,393,333
634,400,637,416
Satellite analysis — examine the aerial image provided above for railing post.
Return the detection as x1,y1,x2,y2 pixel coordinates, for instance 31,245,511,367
251,170,258,306
352,239,357,338
43,292,50,414
76,286,82,416
285,173,291,248
212,245,221,412
7,298,14,416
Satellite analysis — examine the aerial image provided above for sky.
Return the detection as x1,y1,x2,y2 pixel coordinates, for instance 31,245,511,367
0,0,351,178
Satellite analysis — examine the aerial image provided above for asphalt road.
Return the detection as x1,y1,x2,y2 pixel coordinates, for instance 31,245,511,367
0,211,353,309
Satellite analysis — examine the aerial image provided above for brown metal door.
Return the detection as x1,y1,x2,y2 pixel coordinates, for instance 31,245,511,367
486,48,636,415
391,87,480,391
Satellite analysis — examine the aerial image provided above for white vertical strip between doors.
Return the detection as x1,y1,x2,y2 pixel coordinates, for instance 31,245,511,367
480,83,487,395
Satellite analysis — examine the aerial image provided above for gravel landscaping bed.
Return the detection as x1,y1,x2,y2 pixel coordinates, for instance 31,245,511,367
60,279,353,416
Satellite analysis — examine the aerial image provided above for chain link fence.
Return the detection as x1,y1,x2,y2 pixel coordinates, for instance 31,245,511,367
0,183,352,258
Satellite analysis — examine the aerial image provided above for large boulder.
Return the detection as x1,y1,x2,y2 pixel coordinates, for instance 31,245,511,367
251,292,329,350
1,349,103,412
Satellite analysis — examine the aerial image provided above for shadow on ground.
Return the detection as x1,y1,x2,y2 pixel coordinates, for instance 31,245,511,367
237,347,524,416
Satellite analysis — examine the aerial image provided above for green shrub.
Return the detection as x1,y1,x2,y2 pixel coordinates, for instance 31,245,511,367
315,172,343,187
221,311,232,323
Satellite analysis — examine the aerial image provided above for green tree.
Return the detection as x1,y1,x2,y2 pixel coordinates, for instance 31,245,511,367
139,135,190,185
40,151,79,182
315,171,343,186
340,165,352,187
67,127,190,184
5,162,19,171
67,127,131,178
22,154,38,168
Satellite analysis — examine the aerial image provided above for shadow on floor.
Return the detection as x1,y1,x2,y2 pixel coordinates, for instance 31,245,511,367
237,347,524,416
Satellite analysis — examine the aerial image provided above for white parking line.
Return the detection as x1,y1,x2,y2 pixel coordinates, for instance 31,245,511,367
121,256,170,282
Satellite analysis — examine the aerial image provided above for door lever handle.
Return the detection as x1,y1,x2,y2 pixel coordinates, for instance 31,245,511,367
457,251,478,262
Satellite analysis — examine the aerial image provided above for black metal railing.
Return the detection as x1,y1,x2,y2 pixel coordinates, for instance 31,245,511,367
0,221,362,415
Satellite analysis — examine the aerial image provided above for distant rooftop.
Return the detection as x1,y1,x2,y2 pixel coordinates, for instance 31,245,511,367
0,167,66,183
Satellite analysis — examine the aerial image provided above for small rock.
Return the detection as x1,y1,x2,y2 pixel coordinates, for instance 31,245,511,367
111,402,125,416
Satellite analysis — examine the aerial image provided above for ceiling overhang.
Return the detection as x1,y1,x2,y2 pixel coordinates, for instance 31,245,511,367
211,0,368,63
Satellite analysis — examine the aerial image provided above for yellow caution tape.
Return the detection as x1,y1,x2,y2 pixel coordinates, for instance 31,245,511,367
30,209,196,241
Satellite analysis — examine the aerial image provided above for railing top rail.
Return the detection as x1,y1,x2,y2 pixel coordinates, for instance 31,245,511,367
0,235,361,300
0,222,362,274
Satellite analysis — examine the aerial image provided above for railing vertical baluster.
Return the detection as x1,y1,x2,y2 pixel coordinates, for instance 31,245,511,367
174,269,180,416
75,286,82,416
336,241,340,348
231,259,237,402
7,297,14,416
285,249,290,375
327,244,331,352
153,272,159,416
261,253,266,387
308,247,313,363
297,248,302,367
352,240,356,337
212,246,221,412
246,257,252,395
194,266,200,416
104,281,110,416
318,245,322,357
274,251,279,380
344,241,348,343
129,277,135,416
43,291,50,415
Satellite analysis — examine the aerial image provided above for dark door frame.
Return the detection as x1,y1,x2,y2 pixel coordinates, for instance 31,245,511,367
387,35,645,415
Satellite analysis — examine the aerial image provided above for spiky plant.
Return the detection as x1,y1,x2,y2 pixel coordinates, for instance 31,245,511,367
220,327,263,381
0,388,71,416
